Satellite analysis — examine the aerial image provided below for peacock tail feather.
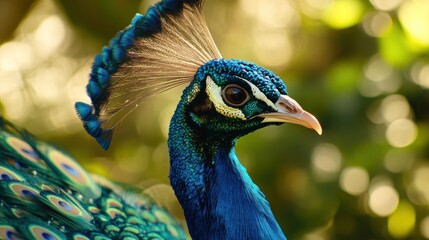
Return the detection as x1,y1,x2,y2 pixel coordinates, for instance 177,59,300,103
0,118,187,239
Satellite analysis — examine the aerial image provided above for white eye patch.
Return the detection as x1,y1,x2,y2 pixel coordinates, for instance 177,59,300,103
205,76,278,120
206,76,246,120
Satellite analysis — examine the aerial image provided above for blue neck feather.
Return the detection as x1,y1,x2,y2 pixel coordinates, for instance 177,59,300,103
168,88,286,240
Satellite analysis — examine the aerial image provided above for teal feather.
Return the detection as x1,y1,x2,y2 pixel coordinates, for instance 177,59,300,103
0,181,40,210
35,141,102,199
0,118,187,239
16,219,67,240
0,130,49,174
0,219,23,240
0,163,26,182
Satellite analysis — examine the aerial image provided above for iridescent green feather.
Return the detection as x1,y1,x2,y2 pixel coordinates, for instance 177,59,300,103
34,141,102,200
0,219,24,240
16,219,67,240
0,130,49,174
0,118,187,239
0,181,41,210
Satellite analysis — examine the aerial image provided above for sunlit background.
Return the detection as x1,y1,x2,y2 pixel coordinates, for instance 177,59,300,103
1,0,429,239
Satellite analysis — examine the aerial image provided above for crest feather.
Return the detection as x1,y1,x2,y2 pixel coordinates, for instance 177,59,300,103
76,0,221,149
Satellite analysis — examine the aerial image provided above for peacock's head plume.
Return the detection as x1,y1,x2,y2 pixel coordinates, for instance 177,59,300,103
75,0,321,149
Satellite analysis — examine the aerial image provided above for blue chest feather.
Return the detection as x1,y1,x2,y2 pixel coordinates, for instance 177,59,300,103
209,147,286,239
168,98,286,239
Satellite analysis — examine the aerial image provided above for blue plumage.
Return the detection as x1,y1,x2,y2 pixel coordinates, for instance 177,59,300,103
75,102,92,121
1,0,322,239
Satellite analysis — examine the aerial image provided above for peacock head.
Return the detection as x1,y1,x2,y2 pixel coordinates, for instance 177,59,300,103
179,58,322,140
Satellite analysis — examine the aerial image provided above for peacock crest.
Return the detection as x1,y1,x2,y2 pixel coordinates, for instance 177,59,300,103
76,0,222,149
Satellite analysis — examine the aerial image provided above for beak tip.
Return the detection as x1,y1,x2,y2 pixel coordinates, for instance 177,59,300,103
309,121,322,135
304,112,322,136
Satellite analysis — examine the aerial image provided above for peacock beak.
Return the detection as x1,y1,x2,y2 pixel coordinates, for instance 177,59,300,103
257,94,322,135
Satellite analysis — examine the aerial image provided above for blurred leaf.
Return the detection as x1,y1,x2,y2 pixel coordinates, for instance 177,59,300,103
379,23,414,67
387,201,416,238
321,0,366,29
326,61,362,93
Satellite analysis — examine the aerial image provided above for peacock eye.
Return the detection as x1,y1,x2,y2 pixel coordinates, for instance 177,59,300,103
221,84,250,107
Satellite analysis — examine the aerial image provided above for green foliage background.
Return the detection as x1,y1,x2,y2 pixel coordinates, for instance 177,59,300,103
1,0,429,239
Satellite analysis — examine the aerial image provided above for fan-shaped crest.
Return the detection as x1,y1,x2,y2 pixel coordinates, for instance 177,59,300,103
76,0,221,149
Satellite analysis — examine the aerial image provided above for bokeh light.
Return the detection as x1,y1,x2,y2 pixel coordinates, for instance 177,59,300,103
238,0,299,68
398,0,429,47
410,61,429,88
379,94,411,123
339,167,369,196
253,31,293,68
369,184,399,217
421,216,429,239
240,0,299,30
362,11,393,37
364,55,394,82
359,55,401,97
411,166,429,204
370,0,403,11
387,201,415,238
311,143,342,181
321,0,365,29
385,119,418,148
33,15,66,56
0,41,34,71
300,0,332,19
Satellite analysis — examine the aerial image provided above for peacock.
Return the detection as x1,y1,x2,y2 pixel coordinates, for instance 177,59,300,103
0,0,322,239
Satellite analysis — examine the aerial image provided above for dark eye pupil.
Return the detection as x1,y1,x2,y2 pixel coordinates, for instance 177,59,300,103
223,85,249,106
